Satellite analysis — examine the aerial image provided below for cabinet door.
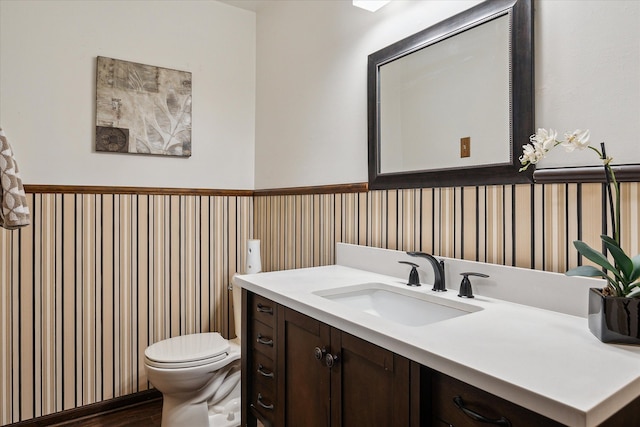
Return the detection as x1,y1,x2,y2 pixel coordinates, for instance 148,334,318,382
278,306,331,427
330,330,412,427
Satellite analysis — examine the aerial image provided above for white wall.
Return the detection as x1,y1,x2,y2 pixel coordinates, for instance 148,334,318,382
534,0,640,169
254,0,481,189
0,0,256,189
2,1,637,191
254,0,640,189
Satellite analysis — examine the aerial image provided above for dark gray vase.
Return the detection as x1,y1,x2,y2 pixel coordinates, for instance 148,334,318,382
588,288,640,345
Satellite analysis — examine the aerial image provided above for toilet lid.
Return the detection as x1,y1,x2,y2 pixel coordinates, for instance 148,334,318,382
145,332,230,365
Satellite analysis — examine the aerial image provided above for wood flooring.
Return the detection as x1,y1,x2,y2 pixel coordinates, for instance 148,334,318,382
8,391,163,427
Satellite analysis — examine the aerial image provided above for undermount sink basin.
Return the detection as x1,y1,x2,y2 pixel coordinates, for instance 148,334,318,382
314,283,480,327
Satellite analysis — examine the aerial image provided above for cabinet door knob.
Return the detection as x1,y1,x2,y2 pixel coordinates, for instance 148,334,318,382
314,346,327,360
453,396,511,426
325,353,339,368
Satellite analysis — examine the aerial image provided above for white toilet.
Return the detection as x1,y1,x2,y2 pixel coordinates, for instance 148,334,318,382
144,284,243,427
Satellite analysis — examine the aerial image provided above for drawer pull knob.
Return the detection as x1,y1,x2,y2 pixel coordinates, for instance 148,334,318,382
257,333,274,346
257,393,274,410
257,303,273,315
453,396,511,426
257,364,274,378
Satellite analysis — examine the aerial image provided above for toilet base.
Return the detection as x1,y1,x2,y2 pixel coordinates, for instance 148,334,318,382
161,393,241,427
209,397,241,427
159,359,241,427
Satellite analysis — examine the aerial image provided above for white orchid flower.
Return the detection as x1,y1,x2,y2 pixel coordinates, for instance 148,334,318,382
519,143,537,165
520,128,602,173
562,129,590,152
519,142,547,170
519,128,558,170
530,128,558,152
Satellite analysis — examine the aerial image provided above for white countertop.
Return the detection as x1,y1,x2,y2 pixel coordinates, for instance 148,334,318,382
234,264,640,427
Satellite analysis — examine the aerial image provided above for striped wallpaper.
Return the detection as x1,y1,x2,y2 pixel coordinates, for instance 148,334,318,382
0,192,252,425
1,182,640,425
255,183,640,275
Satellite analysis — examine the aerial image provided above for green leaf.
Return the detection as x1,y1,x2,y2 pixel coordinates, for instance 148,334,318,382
630,255,640,282
600,235,633,280
572,240,624,282
626,286,640,298
566,265,621,294
627,281,640,290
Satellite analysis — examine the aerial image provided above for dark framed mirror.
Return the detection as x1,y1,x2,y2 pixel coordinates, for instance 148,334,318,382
368,0,534,189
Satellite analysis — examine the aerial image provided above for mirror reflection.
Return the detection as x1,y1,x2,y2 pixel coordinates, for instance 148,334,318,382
379,14,511,174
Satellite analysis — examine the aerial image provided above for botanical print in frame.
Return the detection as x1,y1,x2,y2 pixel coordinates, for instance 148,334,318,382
95,56,192,157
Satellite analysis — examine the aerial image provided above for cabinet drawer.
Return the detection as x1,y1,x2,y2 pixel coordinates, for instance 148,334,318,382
252,294,276,328
252,349,276,386
253,319,276,359
431,372,564,427
249,384,277,426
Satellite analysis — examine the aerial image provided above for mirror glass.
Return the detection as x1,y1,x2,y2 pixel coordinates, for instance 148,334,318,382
368,0,533,189
379,15,510,174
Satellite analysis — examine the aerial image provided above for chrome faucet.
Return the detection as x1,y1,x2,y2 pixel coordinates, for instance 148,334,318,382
406,251,446,292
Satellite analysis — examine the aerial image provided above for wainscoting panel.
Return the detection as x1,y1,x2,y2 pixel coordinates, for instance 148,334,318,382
0,192,252,425
254,183,640,275
2,182,640,425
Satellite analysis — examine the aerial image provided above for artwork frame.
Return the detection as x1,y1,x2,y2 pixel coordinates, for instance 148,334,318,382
95,56,192,157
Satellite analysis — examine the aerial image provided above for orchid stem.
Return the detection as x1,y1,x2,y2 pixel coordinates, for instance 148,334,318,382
600,142,618,245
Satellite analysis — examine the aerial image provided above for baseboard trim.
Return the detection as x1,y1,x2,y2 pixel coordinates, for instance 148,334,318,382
6,389,162,427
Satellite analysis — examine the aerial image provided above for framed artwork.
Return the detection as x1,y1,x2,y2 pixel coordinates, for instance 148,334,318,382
95,56,192,157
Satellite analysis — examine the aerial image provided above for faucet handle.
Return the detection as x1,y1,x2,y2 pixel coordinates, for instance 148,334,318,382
398,261,421,286
458,272,489,298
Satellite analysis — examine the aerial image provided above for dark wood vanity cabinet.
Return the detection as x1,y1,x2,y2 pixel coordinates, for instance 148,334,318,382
242,290,640,427
242,290,419,427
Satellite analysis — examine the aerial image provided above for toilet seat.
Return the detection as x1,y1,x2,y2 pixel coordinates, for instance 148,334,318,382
145,332,231,369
